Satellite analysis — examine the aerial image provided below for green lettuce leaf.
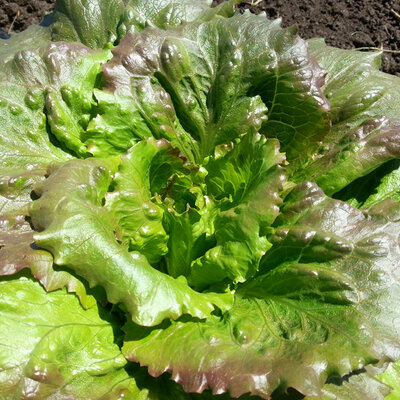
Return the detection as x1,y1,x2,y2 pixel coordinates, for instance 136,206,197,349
0,25,51,65
123,183,400,398
308,39,400,129
0,276,143,399
89,11,328,164
0,47,69,216
0,40,111,221
188,134,285,289
0,275,263,400
3,1,400,398
304,372,391,400
294,117,400,196
85,78,198,161
30,157,232,326
162,182,218,279
51,0,125,48
105,138,184,264
121,0,238,33
0,214,92,308
160,132,285,289
362,163,400,208
1,42,110,159
378,361,400,399
294,39,400,197
51,0,238,50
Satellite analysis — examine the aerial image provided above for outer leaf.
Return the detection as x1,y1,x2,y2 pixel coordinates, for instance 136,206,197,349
95,12,328,163
123,183,400,398
0,25,51,65
293,117,400,196
0,166,47,218
30,157,232,326
1,275,256,400
51,0,125,49
123,363,265,400
118,364,265,400
50,0,237,50
42,44,112,157
1,41,111,157
308,39,400,131
0,215,92,308
121,0,238,33
294,39,400,196
0,47,70,215
0,42,110,218
0,277,142,399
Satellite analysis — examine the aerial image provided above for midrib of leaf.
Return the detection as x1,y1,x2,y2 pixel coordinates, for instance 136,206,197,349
204,34,246,158
266,62,279,122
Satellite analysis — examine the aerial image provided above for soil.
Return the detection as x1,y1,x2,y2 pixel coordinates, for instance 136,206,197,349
0,0,54,34
0,0,399,76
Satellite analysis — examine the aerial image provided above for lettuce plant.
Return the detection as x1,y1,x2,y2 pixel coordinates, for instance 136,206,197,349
2,0,400,398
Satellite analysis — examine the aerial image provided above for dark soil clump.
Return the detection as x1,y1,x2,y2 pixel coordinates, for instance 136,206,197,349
0,0,54,34
0,0,399,76
230,0,400,77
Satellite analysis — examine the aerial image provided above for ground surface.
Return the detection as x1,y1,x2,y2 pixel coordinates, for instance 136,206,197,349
0,0,54,33
0,0,399,76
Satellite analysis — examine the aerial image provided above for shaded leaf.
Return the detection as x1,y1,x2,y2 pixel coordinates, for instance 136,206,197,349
304,371,391,400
